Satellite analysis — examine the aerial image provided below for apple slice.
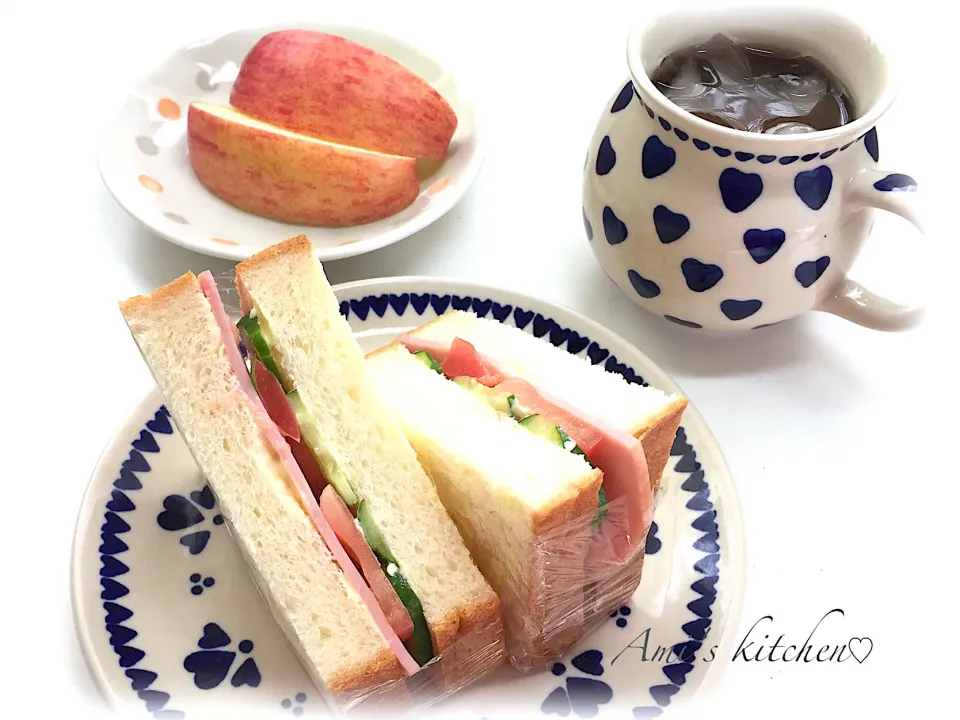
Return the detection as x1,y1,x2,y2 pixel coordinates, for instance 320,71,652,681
230,30,457,160
186,102,419,227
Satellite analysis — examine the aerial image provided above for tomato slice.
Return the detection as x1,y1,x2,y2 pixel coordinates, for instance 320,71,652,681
318,485,415,643
287,436,327,499
253,359,300,442
441,338,504,387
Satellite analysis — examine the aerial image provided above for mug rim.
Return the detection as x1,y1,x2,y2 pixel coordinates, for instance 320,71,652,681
626,5,899,147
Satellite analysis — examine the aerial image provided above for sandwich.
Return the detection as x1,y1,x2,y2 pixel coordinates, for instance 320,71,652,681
118,237,503,711
365,311,688,669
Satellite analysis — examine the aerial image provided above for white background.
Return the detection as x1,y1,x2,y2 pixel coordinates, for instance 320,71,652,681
1,0,956,717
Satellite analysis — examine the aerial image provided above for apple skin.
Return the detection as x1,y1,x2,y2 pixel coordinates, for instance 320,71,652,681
230,30,457,160
187,102,419,227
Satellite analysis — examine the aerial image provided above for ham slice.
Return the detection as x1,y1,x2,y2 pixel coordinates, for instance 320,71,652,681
198,271,420,675
319,485,415,643
398,334,653,560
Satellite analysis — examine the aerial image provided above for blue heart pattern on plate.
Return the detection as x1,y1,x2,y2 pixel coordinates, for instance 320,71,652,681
157,485,224,556
183,623,261,690
541,651,614,718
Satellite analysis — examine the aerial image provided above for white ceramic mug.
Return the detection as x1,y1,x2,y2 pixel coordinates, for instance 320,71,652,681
582,6,924,331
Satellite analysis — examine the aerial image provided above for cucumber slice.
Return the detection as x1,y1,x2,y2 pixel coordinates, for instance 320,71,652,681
413,350,443,374
237,314,283,384
518,414,563,445
356,501,391,559
357,501,435,665
557,430,607,531
592,486,609,533
452,376,515,415
382,559,434,665
286,391,359,507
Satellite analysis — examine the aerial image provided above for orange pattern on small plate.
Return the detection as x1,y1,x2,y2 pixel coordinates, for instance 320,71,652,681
212,237,239,246
426,177,450,195
337,238,362,246
138,175,163,193
157,98,181,120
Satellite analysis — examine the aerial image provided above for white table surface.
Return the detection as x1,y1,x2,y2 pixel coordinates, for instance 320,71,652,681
3,0,956,717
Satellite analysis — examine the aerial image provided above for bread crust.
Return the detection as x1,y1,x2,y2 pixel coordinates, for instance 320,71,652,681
235,234,313,279
327,647,406,697
635,398,688,493
118,272,200,318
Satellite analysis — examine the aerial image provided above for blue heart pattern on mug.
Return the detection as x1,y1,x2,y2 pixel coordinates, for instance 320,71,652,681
794,166,833,210
596,136,617,175
864,127,879,163
720,299,762,321
611,82,633,113
795,256,831,288
628,270,661,299
641,135,676,179
681,259,723,292
743,228,786,264
603,207,628,245
718,168,763,213
653,205,690,244
873,173,917,192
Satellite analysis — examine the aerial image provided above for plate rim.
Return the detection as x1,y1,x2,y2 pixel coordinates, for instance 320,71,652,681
71,275,747,713
96,20,484,263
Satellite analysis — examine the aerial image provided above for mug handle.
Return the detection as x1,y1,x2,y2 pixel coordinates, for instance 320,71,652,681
816,169,925,331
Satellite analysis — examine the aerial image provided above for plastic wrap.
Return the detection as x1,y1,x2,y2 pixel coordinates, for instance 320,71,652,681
332,615,506,717
495,493,651,673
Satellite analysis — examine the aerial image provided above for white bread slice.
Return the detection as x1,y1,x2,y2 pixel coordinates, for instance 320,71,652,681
233,237,502,661
395,310,689,493
119,273,404,700
365,345,603,664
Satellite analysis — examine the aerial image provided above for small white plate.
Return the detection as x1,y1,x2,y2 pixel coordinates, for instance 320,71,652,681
97,23,482,262
72,277,746,718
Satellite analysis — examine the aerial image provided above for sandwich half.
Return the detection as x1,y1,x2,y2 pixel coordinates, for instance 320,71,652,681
365,310,688,669
232,237,503,687
120,250,502,709
119,272,409,704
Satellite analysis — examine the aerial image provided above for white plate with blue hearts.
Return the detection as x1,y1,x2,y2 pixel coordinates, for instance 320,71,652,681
71,277,746,719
